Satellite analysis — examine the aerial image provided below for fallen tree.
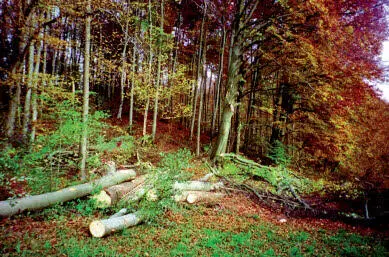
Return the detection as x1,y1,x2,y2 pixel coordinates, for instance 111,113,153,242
89,211,142,238
208,155,313,210
0,169,137,217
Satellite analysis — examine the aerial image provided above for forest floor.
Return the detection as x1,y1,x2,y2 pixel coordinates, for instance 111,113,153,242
1,117,388,256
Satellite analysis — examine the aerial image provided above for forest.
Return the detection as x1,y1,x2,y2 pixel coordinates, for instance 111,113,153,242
0,0,389,256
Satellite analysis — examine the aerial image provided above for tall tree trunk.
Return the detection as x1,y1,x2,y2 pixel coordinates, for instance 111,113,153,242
117,20,130,119
22,40,35,139
129,43,136,127
80,0,92,180
143,97,150,136
143,0,153,136
211,25,226,140
196,68,206,156
30,29,43,143
243,68,258,153
152,0,164,141
6,66,21,138
190,1,207,140
210,2,243,160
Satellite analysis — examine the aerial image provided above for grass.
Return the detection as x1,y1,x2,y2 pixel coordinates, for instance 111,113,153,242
1,203,387,257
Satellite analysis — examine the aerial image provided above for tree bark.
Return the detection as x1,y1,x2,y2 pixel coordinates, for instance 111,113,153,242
22,40,35,139
0,169,136,217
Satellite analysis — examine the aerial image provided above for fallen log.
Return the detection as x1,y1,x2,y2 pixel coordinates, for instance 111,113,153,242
174,191,225,204
0,169,136,217
173,181,224,192
89,212,142,238
92,176,146,207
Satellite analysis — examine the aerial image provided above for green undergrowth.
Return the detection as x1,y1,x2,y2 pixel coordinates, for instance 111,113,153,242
0,148,386,257
219,155,324,196
122,148,194,223
1,206,387,257
0,101,136,197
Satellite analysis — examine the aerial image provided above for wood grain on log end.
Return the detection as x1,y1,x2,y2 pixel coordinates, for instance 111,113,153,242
89,220,106,238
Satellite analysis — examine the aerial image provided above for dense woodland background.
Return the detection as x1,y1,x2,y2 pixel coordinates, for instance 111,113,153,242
1,0,389,255
1,0,389,219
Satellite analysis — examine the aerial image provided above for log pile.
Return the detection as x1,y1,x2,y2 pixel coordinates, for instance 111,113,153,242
87,172,226,237
92,176,147,207
0,162,227,238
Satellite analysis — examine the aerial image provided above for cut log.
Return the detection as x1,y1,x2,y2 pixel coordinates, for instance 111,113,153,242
89,212,142,238
174,191,225,204
0,169,136,217
121,186,149,203
92,176,146,207
173,181,224,192
187,191,225,204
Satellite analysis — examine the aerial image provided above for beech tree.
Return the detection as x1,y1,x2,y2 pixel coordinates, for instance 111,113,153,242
80,0,92,180
0,0,387,194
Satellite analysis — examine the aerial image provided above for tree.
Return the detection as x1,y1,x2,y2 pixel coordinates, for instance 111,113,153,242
80,0,92,180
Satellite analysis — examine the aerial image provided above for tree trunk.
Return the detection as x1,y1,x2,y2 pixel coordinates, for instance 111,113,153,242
22,40,35,139
0,169,136,217
89,212,142,238
30,29,44,143
117,19,130,119
210,2,243,160
6,66,21,138
129,43,136,127
143,0,153,136
143,97,150,136
151,0,165,141
190,1,207,140
80,0,92,180
196,68,206,156
211,26,226,140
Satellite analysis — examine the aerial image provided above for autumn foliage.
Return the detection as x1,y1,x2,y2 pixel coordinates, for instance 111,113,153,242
0,0,388,195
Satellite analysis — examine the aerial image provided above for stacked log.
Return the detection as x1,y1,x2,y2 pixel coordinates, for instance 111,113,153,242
92,176,146,207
